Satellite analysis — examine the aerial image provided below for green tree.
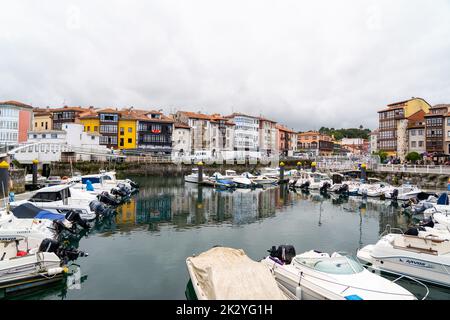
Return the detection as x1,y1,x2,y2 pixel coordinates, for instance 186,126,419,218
373,150,388,163
406,151,421,163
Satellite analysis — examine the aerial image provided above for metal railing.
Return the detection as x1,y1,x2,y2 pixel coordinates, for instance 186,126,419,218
376,164,450,175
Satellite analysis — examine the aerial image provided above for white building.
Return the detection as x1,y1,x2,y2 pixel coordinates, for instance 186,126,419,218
407,122,426,155
369,130,378,154
11,123,109,164
0,100,33,145
225,113,260,159
172,122,191,159
259,117,278,157
174,111,234,160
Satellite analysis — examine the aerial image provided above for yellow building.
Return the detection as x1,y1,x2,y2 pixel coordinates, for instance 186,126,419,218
79,108,138,150
118,118,137,149
32,108,52,131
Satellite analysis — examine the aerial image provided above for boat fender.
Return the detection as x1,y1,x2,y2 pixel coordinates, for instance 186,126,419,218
47,267,65,276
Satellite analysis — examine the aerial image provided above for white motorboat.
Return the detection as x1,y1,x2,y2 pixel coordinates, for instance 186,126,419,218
0,207,57,241
384,184,423,201
358,178,389,197
10,185,98,220
357,225,450,287
242,172,277,185
262,245,416,300
184,168,210,184
0,235,67,294
25,174,47,184
186,247,296,300
260,167,280,179
222,170,254,188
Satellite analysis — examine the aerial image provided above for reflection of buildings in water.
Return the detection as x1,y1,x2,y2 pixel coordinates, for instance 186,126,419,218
115,198,136,225
136,194,172,224
275,185,291,209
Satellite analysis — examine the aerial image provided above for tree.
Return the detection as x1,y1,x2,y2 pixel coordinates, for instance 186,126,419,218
373,150,388,163
406,151,421,163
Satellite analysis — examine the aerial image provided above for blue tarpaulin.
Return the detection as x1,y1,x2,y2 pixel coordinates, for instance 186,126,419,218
35,211,65,221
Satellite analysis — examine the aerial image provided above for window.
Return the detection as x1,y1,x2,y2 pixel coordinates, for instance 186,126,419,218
128,127,132,133
100,114,118,122
35,122,38,127
419,141,424,147
411,141,417,148
128,138,132,143
51,134,57,139
120,138,124,147
120,127,124,135
91,136,95,140
87,126,90,132
42,134,46,138
33,134,37,139
100,125,118,134
411,130,416,136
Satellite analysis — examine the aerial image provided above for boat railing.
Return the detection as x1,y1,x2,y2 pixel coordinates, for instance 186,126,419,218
358,263,430,300
380,224,404,237
267,258,425,300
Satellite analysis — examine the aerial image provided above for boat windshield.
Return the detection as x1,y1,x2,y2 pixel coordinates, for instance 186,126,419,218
294,256,364,275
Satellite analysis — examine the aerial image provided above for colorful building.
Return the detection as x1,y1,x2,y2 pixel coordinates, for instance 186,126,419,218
0,100,34,145
276,124,297,156
32,107,53,132
51,106,90,130
297,131,333,156
377,97,431,159
425,104,448,155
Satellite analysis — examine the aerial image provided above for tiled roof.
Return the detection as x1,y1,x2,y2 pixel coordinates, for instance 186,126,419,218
259,116,277,123
174,122,191,129
50,106,90,113
407,110,425,121
178,111,213,120
0,100,33,108
97,108,120,113
276,124,297,134
224,112,260,119
79,110,99,119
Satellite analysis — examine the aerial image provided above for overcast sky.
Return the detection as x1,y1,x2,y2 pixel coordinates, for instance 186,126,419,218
1,0,450,131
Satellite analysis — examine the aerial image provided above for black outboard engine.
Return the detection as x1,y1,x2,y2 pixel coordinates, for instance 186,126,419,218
338,184,349,195
39,238,60,253
268,245,296,264
320,182,331,194
419,218,435,228
126,179,139,190
89,200,113,218
97,191,120,206
111,186,128,198
391,189,399,201
65,210,90,230
38,238,88,262
300,181,310,190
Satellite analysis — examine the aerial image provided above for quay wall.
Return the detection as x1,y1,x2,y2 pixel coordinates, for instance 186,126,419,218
48,161,450,189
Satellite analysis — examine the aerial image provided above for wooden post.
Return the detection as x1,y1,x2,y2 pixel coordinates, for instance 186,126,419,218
32,159,39,186
197,161,204,183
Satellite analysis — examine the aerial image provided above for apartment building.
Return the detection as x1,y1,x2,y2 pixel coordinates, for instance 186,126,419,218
377,97,431,160
276,124,297,156
297,131,334,156
259,117,278,157
51,106,90,130
425,104,449,155
0,100,34,145
225,113,259,158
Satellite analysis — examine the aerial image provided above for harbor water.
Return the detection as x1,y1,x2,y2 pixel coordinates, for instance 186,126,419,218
13,176,450,300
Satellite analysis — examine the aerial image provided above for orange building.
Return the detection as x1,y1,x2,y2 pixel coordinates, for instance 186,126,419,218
276,124,297,156
297,131,334,156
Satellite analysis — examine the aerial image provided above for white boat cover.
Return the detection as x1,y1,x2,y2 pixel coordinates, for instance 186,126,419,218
187,247,287,300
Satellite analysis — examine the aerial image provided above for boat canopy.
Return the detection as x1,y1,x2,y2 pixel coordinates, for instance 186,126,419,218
187,247,287,300
11,203,64,221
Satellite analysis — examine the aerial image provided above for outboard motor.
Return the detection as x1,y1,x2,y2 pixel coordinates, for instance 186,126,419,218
391,189,399,201
65,210,90,230
39,238,88,262
320,182,331,194
89,200,113,218
300,181,310,190
126,179,139,190
268,245,296,264
111,186,127,198
338,184,349,195
419,217,435,229
97,191,120,206
38,238,60,253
